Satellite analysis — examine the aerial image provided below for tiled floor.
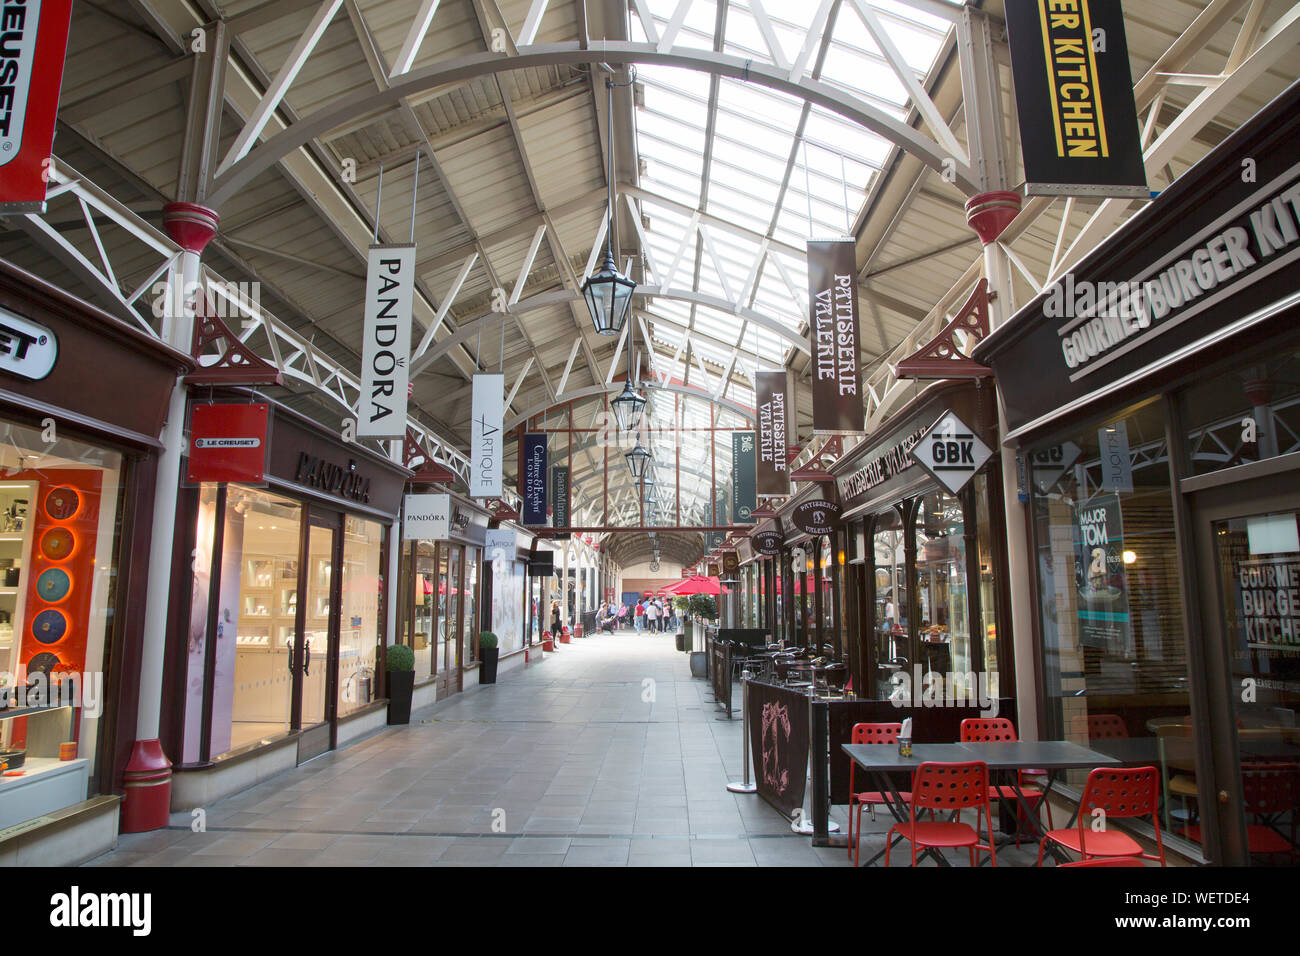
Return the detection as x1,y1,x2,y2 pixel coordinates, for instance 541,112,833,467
84,630,1037,867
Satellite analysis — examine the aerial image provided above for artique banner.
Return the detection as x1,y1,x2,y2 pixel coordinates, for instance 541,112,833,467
0,0,73,212
358,244,415,438
1004,0,1147,199
731,431,756,524
756,370,791,496
470,373,504,498
807,239,864,434
521,433,547,526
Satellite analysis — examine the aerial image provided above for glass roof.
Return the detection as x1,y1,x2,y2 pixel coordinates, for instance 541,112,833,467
622,0,952,519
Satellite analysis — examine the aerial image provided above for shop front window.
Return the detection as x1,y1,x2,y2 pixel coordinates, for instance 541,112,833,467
490,556,525,654
183,484,218,763
339,517,382,716
214,485,301,756
873,509,906,700
974,474,1000,699
462,547,479,665
1030,402,1197,839
0,421,124,790
1182,350,1300,477
915,491,970,680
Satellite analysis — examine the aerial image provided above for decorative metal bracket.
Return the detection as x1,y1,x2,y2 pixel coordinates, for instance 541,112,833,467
895,279,993,380
184,299,284,386
403,428,457,483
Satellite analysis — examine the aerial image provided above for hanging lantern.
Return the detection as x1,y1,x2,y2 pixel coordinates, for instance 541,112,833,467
582,76,637,335
625,439,652,479
610,377,647,431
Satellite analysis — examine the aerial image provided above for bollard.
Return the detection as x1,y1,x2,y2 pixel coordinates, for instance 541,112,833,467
726,668,757,794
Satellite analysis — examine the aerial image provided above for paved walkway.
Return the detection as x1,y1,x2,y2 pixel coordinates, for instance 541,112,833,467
85,630,1031,867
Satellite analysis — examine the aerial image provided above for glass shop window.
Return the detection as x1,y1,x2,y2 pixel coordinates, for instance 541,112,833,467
338,516,383,716
1182,347,1300,477
872,508,906,700
914,490,970,680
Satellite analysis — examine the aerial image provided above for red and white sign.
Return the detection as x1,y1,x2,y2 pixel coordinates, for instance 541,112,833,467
187,403,270,484
0,0,74,212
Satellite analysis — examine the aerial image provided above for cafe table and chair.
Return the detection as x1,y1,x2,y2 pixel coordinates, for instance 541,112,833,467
884,760,997,868
1036,766,1167,866
843,738,1125,865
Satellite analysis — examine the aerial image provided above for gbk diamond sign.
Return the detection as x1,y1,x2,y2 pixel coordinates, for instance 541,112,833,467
911,411,993,495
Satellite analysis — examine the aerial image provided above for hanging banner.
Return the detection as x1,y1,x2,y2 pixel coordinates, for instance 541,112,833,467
0,0,73,213
1004,0,1147,199
470,373,503,497
521,433,548,526
909,410,995,495
359,244,416,438
1098,420,1133,493
551,465,569,531
756,370,791,495
186,403,269,484
731,431,757,524
807,239,864,434
403,493,449,540
485,528,516,566
1074,493,1131,652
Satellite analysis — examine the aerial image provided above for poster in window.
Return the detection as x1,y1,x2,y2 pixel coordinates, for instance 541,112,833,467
1073,493,1130,651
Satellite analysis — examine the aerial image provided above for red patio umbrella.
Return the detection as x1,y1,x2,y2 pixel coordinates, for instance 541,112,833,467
667,574,728,595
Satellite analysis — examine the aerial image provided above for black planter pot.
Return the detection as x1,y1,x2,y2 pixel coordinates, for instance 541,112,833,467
479,647,500,684
386,670,415,725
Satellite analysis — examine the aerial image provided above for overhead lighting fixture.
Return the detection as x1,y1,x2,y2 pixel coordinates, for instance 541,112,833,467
611,377,646,433
625,438,652,479
581,75,637,336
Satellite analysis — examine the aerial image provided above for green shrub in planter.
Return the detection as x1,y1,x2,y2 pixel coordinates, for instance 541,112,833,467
385,643,415,724
479,631,501,684
386,643,415,672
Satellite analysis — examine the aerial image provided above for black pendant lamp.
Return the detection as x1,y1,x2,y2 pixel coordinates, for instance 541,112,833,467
611,374,646,432
625,436,651,479
582,76,637,336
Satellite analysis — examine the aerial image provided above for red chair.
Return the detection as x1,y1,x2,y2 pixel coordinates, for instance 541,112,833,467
1058,858,1146,867
1037,766,1166,866
959,717,1052,844
885,761,997,867
1183,763,1298,861
847,722,912,867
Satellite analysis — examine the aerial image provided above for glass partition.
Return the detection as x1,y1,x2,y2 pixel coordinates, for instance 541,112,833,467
339,516,382,716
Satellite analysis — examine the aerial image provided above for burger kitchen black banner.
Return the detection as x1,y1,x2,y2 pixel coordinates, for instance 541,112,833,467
1004,0,1147,198
521,433,547,526
748,681,809,819
807,240,864,434
756,370,791,495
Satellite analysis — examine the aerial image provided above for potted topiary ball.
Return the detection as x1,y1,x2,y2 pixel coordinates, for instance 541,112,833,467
385,643,416,725
478,632,500,684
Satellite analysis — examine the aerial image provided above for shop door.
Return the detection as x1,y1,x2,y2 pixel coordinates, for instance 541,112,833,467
1190,472,1300,866
295,517,341,763
435,544,463,699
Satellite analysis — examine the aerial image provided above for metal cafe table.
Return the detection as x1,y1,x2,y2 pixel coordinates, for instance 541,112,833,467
842,740,1123,866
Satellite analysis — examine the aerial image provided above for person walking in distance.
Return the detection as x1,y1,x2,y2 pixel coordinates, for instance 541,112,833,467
550,600,562,644
634,600,645,633
645,598,658,634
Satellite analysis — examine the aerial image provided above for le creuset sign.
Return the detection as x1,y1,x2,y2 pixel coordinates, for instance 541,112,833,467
791,500,841,536
186,403,269,484
0,0,73,213
910,410,994,495
0,307,56,380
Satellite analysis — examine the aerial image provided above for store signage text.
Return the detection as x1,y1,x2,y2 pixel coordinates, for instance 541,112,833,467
0,307,55,379
403,493,448,540
470,373,503,497
752,530,782,556
756,370,790,495
1237,558,1300,645
836,425,928,502
1056,172,1300,378
791,499,841,537
0,0,72,211
295,452,371,503
522,433,547,526
807,240,864,434
910,411,993,495
187,403,268,484
359,245,415,438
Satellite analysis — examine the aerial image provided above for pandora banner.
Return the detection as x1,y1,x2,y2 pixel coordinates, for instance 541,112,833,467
359,244,415,438
807,239,864,434
756,370,791,495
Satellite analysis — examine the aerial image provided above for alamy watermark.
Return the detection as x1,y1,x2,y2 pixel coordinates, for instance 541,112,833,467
0,670,103,717
888,666,998,718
